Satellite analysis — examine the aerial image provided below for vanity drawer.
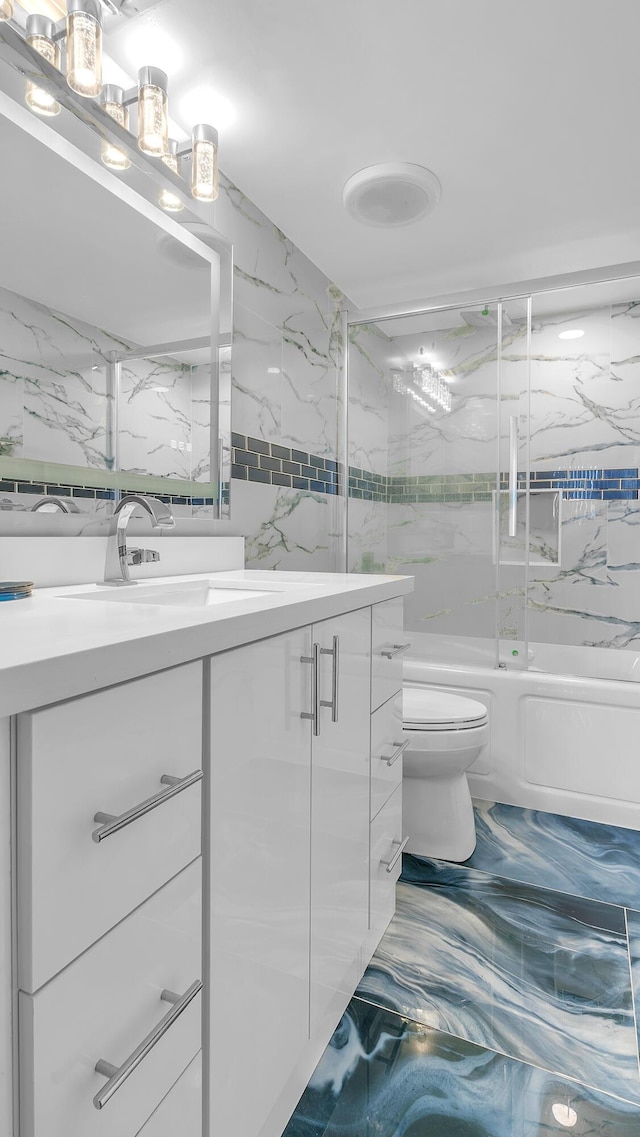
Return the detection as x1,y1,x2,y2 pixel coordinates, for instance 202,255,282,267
19,859,202,1137
371,598,407,711
370,694,406,821
370,784,404,939
17,662,203,993
137,1053,202,1136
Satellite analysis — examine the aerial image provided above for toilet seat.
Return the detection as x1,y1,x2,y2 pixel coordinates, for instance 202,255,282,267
403,687,488,732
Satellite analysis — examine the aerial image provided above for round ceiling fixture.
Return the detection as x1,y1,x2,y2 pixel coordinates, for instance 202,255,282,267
343,163,441,227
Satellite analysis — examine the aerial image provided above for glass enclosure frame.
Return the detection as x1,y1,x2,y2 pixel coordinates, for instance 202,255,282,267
345,266,640,673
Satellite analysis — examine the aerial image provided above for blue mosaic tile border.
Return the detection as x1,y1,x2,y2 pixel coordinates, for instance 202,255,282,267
0,478,228,508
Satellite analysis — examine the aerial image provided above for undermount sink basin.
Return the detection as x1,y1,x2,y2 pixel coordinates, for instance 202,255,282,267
64,577,326,609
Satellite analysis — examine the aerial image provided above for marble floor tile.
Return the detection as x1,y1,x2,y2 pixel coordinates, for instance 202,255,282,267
458,800,640,910
356,863,640,1102
283,997,640,1137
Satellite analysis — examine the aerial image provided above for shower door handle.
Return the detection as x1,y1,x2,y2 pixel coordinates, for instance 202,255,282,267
508,416,518,538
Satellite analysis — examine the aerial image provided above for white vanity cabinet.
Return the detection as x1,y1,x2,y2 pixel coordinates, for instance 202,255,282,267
0,577,408,1137
209,601,400,1137
310,608,371,1034
209,625,313,1137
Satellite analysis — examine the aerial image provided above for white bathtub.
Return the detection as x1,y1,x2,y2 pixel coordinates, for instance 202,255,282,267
405,632,640,829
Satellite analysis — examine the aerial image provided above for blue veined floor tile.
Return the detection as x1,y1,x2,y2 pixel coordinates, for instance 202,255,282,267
356,867,639,1102
283,997,640,1136
454,799,640,911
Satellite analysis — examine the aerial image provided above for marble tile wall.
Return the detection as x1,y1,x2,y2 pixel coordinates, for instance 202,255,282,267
347,297,640,656
197,174,348,568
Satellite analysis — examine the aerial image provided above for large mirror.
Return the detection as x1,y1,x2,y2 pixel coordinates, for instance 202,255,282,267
0,18,232,523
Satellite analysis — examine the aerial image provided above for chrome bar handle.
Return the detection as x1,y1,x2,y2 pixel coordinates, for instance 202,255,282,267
384,738,411,767
300,642,320,736
93,980,202,1110
381,836,410,874
320,635,339,722
381,643,410,660
92,769,203,844
508,415,518,538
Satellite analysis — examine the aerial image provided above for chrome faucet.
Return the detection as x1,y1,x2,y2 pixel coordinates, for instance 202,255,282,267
104,494,175,585
31,496,80,513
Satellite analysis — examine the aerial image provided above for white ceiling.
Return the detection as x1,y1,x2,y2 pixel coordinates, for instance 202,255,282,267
103,0,640,311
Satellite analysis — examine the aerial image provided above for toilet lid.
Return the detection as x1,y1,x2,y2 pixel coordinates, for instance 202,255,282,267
403,687,488,731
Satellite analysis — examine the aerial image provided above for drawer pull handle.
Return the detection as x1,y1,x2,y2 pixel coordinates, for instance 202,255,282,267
381,643,410,660
384,738,411,767
381,836,409,874
92,769,203,844
93,979,202,1110
320,635,340,723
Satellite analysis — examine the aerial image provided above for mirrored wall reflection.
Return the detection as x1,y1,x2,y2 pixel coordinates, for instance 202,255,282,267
0,94,230,521
347,278,640,677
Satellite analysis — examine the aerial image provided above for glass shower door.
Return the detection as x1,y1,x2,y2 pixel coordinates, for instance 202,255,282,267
347,306,503,666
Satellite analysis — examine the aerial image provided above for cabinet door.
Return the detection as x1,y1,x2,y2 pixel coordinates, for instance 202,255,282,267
137,1053,201,1136
209,628,312,1137
310,608,371,1033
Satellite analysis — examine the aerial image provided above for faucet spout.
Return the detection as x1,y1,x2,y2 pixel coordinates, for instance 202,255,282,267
31,496,80,513
104,494,175,585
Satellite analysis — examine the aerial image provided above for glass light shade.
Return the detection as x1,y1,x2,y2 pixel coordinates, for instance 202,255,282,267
101,97,131,171
25,31,61,116
158,188,184,212
138,69,168,156
0,1,13,20
160,144,184,210
66,8,102,98
191,125,219,202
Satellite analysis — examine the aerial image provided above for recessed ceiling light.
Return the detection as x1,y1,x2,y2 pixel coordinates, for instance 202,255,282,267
180,85,236,132
551,1103,578,1128
343,163,441,227
151,385,170,392
558,329,584,340
267,367,281,374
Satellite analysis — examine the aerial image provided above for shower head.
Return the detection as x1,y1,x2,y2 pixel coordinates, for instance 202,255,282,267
461,307,512,329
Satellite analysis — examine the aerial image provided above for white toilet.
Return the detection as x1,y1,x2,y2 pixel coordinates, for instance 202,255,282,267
402,686,489,862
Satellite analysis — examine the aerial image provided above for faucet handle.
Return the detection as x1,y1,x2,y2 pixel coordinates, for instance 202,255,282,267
127,548,160,566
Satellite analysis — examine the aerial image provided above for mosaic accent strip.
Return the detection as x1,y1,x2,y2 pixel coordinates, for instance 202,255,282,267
0,478,227,509
232,441,640,503
232,432,340,495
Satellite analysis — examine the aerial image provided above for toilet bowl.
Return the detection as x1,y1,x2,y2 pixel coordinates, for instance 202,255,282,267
402,686,489,862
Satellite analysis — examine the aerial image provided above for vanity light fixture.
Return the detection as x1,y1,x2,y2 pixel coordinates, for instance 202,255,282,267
66,0,102,97
136,65,168,155
9,2,221,205
190,123,219,202
158,138,184,211
25,15,61,116
99,84,131,169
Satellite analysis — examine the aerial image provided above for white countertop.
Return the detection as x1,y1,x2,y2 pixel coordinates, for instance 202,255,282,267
0,570,413,717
